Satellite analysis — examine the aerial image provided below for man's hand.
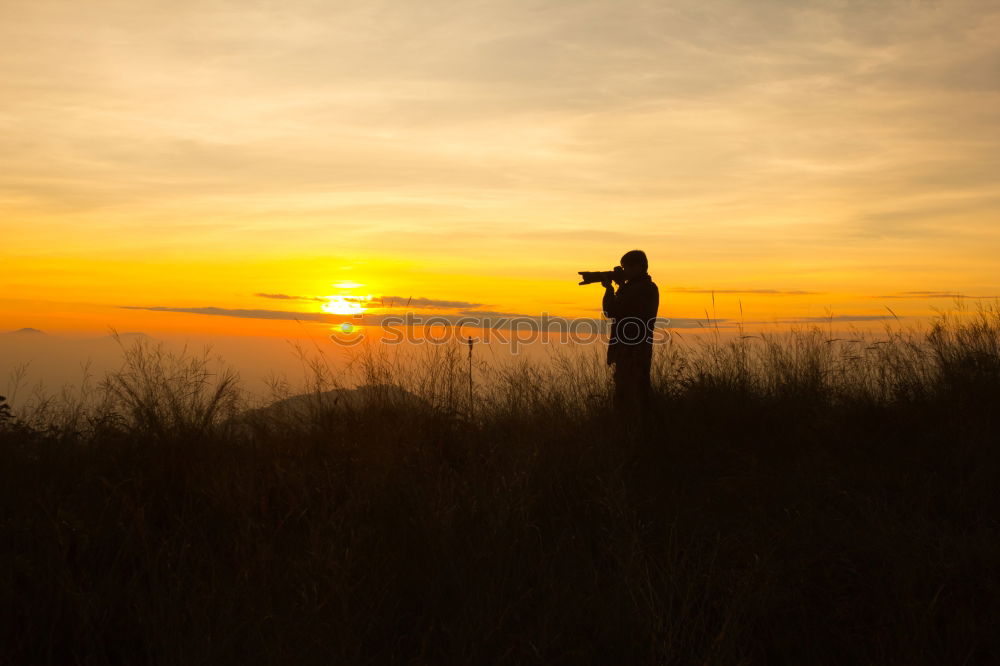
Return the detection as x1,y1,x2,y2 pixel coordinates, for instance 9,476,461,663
601,278,614,289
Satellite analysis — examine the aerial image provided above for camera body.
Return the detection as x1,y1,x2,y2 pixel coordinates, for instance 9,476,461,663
578,266,624,286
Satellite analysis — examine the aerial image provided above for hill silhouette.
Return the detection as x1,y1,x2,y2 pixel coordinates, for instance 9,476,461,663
235,384,428,433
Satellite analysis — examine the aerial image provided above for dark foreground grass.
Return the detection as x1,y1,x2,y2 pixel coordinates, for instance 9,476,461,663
3,307,1000,665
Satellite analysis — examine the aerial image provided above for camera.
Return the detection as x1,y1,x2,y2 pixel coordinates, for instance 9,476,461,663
578,266,624,285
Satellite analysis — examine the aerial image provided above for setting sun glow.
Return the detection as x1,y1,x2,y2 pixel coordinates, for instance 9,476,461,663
320,295,369,316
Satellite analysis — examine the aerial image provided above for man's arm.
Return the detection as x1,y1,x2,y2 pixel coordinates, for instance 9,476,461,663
602,281,617,319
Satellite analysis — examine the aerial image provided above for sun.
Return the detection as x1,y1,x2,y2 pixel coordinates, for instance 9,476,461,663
321,294,370,315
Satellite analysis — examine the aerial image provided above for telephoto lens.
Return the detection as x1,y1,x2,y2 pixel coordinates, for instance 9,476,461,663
578,267,623,285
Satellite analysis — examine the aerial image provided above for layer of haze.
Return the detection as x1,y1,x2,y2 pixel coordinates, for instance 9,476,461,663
2,0,999,390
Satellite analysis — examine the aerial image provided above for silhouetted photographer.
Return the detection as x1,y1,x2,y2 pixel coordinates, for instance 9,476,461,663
582,250,659,412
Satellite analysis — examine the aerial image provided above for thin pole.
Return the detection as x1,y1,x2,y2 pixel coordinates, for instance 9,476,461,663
467,335,474,420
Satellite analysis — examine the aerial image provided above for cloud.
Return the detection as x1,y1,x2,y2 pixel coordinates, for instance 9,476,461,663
7,0,998,216
459,309,525,317
663,317,730,329
748,315,903,324
364,296,484,309
670,287,821,295
877,291,998,300
118,304,568,329
255,292,325,302
121,306,332,322
254,293,485,309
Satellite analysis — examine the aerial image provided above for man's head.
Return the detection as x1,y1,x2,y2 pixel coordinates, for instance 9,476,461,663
619,249,648,281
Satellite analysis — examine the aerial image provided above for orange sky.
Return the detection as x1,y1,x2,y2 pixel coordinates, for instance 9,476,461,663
2,0,999,340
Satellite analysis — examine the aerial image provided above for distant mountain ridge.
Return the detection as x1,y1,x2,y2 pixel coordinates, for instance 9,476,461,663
247,384,425,420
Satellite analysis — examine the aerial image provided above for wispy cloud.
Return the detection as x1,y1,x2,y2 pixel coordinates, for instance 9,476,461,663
255,293,485,309
877,291,996,299
365,296,484,310
665,318,730,329
459,309,525,317
255,292,325,302
121,306,332,322
670,287,821,296
748,315,903,324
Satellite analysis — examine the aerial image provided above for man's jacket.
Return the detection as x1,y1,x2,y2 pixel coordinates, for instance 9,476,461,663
603,274,659,366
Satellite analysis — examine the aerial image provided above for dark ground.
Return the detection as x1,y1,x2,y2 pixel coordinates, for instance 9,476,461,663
3,318,999,664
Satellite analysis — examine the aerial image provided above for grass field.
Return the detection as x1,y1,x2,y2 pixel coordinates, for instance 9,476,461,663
3,305,999,664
